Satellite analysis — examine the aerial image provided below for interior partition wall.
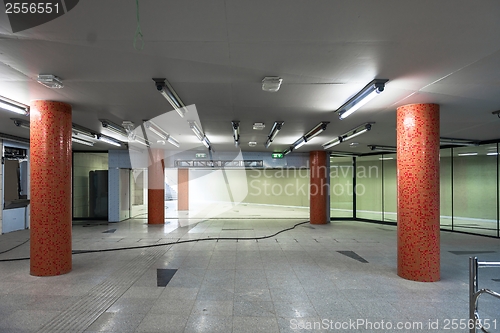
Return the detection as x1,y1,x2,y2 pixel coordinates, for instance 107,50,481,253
330,143,500,238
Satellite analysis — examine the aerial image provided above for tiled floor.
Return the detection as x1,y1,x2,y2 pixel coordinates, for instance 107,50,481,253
1,216,499,332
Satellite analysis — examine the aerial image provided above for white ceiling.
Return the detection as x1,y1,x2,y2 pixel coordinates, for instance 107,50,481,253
0,0,499,153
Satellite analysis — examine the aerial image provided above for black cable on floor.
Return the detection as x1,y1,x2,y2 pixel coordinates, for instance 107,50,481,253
0,221,309,262
0,238,30,255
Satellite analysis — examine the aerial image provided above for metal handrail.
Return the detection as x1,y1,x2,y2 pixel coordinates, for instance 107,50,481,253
469,257,500,333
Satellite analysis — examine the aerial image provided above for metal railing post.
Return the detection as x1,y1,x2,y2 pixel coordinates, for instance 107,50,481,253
469,257,478,333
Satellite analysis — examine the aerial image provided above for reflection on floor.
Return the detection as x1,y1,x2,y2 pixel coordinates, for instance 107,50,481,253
1,218,499,332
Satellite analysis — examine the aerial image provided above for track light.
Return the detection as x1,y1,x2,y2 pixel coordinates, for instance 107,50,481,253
153,78,186,118
368,145,397,152
322,137,343,149
265,121,284,148
0,96,29,115
439,137,479,146
97,135,122,147
99,119,127,137
341,123,372,142
72,137,94,147
144,120,180,147
337,79,388,119
12,118,30,129
232,121,240,147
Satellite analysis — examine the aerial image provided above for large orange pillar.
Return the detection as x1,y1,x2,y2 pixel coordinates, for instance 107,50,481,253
148,149,164,224
397,103,440,282
178,169,189,211
30,101,72,276
310,151,329,224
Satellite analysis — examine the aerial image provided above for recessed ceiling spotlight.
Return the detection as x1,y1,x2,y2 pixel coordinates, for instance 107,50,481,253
253,122,265,130
262,77,283,92
248,142,257,147
37,74,64,88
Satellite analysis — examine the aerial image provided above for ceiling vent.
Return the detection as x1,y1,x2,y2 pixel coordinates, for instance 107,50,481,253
37,74,64,88
262,77,282,92
253,122,265,130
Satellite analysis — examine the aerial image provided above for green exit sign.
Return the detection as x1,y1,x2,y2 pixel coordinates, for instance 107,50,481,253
272,153,284,159
195,153,207,158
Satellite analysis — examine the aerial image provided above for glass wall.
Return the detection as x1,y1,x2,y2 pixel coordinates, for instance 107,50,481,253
452,144,498,236
356,155,382,220
329,143,500,238
73,152,109,219
330,157,353,218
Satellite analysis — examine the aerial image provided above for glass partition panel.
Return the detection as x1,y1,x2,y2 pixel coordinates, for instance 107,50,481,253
330,156,354,218
440,148,453,230
356,155,382,220
381,154,397,223
73,152,109,219
453,145,497,236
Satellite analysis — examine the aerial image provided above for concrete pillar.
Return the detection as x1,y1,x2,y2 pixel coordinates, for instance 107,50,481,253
397,103,440,282
30,100,72,276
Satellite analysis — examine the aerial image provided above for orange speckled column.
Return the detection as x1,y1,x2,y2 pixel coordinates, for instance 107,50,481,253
310,151,328,224
30,101,72,276
397,103,440,282
178,169,189,211
148,149,165,224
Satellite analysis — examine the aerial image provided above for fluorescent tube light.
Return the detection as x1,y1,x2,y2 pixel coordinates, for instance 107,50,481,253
167,136,180,148
202,136,211,148
145,120,179,147
12,118,30,129
72,137,94,146
487,152,499,156
337,79,388,119
368,145,397,152
283,147,292,156
304,122,329,141
341,123,372,142
322,137,343,149
189,121,204,141
293,137,306,149
98,135,122,147
379,157,394,160
99,119,127,137
264,121,284,148
440,137,478,146
0,96,29,115
153,78,186,118
232,121,240,147
72,125,96,140
457,152,478,156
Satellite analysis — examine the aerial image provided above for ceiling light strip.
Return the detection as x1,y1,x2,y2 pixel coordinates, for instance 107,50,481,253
337,79,388,119
0,96,29,115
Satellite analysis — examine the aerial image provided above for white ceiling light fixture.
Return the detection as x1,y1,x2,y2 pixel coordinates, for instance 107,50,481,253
189,121,204,141
457,152,478,156
368,145,397,152
153,78,187,118
262,77,283,92
440,137,479,146
337,79,388,119
144,120,180,147
0,96,29,115
248,141,257,147
283,147,292,156
322,137,343,150
265,121,284,148
37,74,64,89
99,119,128,137
231,121,240,147
253,122,266,130
72,137,94,147
97,135,122,147
290,121,330,151
12,118,30,130
341,123,372,142
72,124,96,140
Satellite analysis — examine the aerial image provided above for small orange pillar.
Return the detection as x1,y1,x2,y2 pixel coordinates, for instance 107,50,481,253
148,149,165,224
178,169,189,211
310,151,329,224
30,101,72,276
397,103,440,282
